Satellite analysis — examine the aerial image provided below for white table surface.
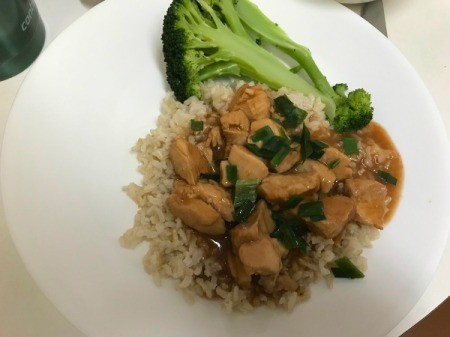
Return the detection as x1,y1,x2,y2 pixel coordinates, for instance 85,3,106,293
0,0,449,336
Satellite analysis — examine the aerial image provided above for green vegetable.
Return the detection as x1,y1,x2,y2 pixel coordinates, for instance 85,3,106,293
282,195,302,210
343,137,359,155
162,0,373,132
245,143,273,159
233,178,260,223
261,135,290,154
331,84,373,133
234,199,256,223
251,125,274,143
162,0,326,106
298,201,326,222
270,146,290,167
234,0,373,132
327,159,341,169
200,172,220,181
247,130,292,166
331,256,365,279
190,119,204,131
300,124,313,162
270,213,309,251
298,124,328,162
274,95,307,129
376,170,397,186
309,140,329,160
226,164,238,184
233,178,260,208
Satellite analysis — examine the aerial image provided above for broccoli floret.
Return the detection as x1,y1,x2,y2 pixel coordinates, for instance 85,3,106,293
162,0,327,104
331,85,373,132
162,0,373,132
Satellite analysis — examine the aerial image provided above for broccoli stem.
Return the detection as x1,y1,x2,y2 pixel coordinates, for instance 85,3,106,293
235,0,338,119
190,1,330,101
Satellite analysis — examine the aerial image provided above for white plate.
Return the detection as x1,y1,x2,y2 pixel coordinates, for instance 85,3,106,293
2,0,449,336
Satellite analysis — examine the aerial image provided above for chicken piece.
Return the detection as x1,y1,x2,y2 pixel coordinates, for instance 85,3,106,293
228,145,269,179
345,178,388,229
166,193,225,235
227,251,252,289
220,110,250,145
258,172,320,205
206,126,223,148
196,141,213,164
294,159,336,193
169,138,211,185
309,195,355,239
172,180,234,222
321,147,353,180
238,236,283,275
229,84,271,121
191,181,234,222
230,200,275,251
272,151,301,173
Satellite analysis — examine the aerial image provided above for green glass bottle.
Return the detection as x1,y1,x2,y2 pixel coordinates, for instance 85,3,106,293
0,0,46,80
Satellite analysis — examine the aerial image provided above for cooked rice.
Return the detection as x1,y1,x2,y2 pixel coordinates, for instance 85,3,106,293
120,80,380,312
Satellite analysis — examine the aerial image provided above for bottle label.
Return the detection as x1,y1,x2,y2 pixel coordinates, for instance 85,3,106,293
21,0,36,32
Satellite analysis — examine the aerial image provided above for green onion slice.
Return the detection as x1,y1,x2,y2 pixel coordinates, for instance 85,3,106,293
376,170,397,186
282,195,302,210
226,164,238,184
274,95,308,129
251,125,275,143
298,201,326,221
300,124,313,162
233,178,260,208
190,119,204,131
327,159,341,169
270,213,309,252
199,172,220,181
270,146,290,167
343,137,359,155
234,200,257,223
245,143,273,159
331,256,365,279
309,140,329,160
262,135,290,153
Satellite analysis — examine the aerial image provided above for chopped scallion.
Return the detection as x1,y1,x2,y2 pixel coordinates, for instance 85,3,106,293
327,159,341,169
309,140,329,160
199,172,220,181
300,124,313,162
245,143,273,159
376,170,397,186
270,146,290,167
291,134,302,144
262,135,290,153
274,95,308,129
234,200,257,223
190,119,203,131
343,137,359,155
298,201,326,221
233,178,260,208
251,125,274,143
331,256,365,279
271,213,309,251
282,195,302,210
226,164,238,184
